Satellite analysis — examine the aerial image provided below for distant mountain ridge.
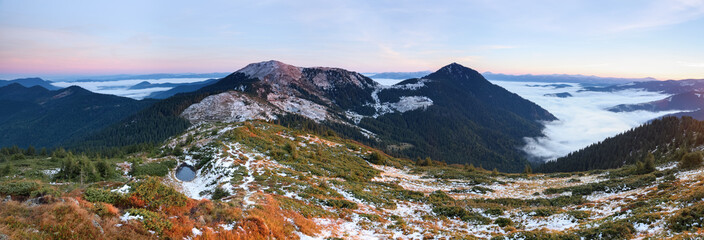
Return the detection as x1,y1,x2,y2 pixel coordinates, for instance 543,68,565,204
0,77,60,90
78,60,556,172
483,72,655,85
583,79,704,94
0,83,155,148
608,91,704,113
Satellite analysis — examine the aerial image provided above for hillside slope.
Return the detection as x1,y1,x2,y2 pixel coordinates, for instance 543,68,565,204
538,116,704,172
0,83,156,148
78,61,555,172
3,120,704,239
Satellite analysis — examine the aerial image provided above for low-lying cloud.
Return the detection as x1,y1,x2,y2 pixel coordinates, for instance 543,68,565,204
51,78,210,99
491,80,683,161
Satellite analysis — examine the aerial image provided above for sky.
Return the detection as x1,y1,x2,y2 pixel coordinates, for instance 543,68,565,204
1,0,704,79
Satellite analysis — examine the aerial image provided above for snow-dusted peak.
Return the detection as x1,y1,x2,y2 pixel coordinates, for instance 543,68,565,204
236,60,303,82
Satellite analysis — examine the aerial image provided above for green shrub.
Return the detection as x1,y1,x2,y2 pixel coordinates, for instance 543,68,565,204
131,177,187,211
484,207,504,216
368,152,386,165
83,188,125,204
494,217,513,227
680,152,703,169
130,160,176,177
211,187,230,200
125,208,172,235
427,190,454,205
667,202,704,232
492,231,579,240
324,199,358,209
0,180,40,197
578,220,634,240
433,206,490,224
545,174,656,196
566,210,590,220
527,207,560,217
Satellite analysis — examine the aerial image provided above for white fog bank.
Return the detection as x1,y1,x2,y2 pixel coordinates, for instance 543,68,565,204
51,78,210,99
490,80,683,161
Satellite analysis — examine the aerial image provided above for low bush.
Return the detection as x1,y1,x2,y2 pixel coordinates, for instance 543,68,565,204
433,206,490,224
130,160,176,177
492,231,579,240
211,187,230,200
680,152,703,170
130,177,188,211
324,199,358,209
125,208,173,235
544,174,656,196
0,179,54,198
83,188,125,204
494,217,513,227
427,190,454,205
667,201,704,232
578,220,634,240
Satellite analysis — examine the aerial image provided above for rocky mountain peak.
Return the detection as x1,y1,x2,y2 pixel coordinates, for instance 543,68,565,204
236,60,303,84
433,62,483,78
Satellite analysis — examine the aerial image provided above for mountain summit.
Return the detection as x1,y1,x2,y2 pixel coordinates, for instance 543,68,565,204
81,61,556,171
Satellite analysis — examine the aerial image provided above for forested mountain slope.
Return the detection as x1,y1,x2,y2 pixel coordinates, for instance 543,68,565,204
77,61,556,172
0,83,155,148
538,116,704,172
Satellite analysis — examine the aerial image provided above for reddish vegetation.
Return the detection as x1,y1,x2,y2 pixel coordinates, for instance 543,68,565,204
0,177,319,239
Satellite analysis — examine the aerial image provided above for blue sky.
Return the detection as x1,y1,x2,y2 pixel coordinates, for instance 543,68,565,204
1,0,703,79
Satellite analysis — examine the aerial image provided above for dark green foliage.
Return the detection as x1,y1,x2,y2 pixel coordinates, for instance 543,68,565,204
0,164,12,177
544,174,657,196
324,199,358,209
524,164,533,174
680,151,703,169
367,151,386,165
131,177,188,211
494,217,513,227
125,208,173,235
578,220,634,240
484,207,504,216
0,179,40,196
427,190,454,205
211,187,230,200
415,157,434,167
432,205,490,224
635,153,656,174
566,210,590,220
527,207,560,217
492,231,579,240
469,195,585,208
539,116,704,172
83,188,125,204
54,155,109,183
130,160,177,177
667,202,704,232
0,179,56,198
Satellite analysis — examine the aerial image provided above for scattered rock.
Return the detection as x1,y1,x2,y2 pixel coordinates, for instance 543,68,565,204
92,219,104,234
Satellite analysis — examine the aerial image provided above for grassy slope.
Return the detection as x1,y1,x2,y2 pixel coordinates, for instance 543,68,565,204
1,120,704,239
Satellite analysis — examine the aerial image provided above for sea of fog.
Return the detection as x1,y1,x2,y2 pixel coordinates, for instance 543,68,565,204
489,80,682,161
51,78,210,99
52,76,681,162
